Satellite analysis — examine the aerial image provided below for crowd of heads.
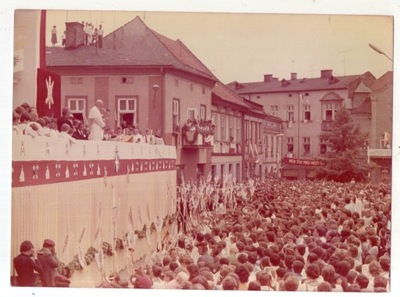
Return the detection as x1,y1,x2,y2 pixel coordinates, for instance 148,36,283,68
13,103,89,141
12,103,163,144
101,178,391,292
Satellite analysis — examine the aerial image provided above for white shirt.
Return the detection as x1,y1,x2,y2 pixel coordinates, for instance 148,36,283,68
88,105,105,140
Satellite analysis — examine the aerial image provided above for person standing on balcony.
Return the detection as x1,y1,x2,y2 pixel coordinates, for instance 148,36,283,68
132,127,143,143
88,99,106,140
154,129,165,145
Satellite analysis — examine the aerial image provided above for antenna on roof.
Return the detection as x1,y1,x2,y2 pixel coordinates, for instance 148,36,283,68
113,11,116,50
338,49,352,75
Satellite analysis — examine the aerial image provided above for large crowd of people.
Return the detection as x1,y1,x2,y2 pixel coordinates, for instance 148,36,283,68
12,103,391,291
101,177,391,291
12,101,163,144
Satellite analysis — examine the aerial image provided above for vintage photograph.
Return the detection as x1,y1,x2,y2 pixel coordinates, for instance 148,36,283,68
8,3,395,295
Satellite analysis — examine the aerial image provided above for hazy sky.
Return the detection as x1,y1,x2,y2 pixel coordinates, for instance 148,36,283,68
46,10,393,83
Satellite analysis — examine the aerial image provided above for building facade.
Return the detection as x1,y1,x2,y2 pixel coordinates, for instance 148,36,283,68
229,69,391,181
42,16,284,182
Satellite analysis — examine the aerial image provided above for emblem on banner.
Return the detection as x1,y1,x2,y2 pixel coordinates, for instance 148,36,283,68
45,76,54,110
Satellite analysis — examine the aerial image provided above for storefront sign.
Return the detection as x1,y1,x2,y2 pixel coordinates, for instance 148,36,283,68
283,157,326,167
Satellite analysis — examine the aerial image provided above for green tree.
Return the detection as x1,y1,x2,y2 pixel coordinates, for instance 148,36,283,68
316,107,370,182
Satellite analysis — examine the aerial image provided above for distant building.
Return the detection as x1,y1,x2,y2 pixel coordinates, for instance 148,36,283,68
228,69,392,181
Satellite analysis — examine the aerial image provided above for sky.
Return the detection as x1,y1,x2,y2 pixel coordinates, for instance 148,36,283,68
45,10,394,84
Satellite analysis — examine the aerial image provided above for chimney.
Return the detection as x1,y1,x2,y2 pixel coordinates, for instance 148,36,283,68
65,22,85,49
290,73,297,80
264,74,273,82
320,69,333,79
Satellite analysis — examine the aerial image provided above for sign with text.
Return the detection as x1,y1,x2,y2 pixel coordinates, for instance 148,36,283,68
283,157,326,167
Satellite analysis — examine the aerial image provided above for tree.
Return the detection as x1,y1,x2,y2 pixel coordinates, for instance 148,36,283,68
316,107,370,182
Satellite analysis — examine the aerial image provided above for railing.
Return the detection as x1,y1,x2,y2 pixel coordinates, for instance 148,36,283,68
182,131,213,148
368,148,392,158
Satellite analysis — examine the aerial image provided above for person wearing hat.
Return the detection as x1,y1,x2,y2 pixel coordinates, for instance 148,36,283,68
37,239,59,287
13,240,43,286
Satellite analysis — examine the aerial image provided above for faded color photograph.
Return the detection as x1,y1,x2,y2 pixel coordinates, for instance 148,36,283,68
10,8,393,294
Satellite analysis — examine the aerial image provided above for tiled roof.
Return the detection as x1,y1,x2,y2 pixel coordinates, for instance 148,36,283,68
212,81,251,109
351,99,371,115
46,17,214,81
151,30,216,80
370,71,393,92
227,73,371,94
46,45,173,67
320,92,344,101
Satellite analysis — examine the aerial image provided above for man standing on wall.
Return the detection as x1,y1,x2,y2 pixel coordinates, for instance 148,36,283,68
88,99,106,140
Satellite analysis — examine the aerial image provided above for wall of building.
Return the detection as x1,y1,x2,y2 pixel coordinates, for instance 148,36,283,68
248,89,349,158
13,10,41,108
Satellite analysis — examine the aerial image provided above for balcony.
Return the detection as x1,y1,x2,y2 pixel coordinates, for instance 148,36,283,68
368,148,392,158
181,119,215,149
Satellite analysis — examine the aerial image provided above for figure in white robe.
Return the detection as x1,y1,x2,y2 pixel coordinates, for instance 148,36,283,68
88,100,106,140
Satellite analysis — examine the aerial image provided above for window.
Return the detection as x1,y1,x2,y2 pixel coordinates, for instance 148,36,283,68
229,117,234,139
121,77,133,84
200,105,206,120
304,104,311,121
264,135,269,158
271,135,274,157
303,137,311,155
212,113,218,140
67,97,86,121
70,77,83,84
320,137,327,155
380,132,390,149
236,117,241,144
220,115,226,141
236,163,241,181
288,105,294,121
287,137,294,154
117,97,137,127
323,103,340,121
187,108,197,121
270,105,279,116
172,98,180,128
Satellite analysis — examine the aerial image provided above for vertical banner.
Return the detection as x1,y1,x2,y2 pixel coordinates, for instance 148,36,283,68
36,68,61,118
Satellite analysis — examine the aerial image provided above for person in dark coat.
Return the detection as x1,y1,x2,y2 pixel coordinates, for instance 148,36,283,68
57,107,74,132
37,239,59,287
13,240,42,286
